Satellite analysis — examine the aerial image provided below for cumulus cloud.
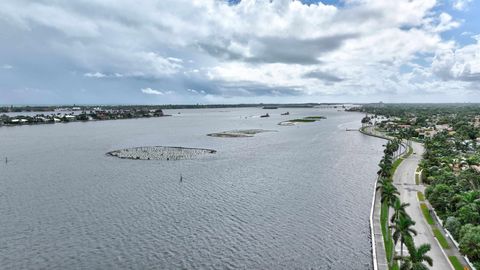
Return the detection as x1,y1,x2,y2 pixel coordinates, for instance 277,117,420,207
0,0,477,103
141,88,172,95
187,89,206,94
452,0,473,11
432,38,480,82
84,72,106,78
303,70,344,83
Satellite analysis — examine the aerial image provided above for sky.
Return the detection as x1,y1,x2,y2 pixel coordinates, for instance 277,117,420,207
0,0,480,105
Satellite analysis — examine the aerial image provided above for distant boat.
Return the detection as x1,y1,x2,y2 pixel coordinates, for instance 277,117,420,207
281,112,290,115
260,113,270,118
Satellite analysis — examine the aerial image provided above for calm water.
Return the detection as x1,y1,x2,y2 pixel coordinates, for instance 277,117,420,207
0,108,384,269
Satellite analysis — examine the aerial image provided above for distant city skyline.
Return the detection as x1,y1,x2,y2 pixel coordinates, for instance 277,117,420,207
1,0,480,104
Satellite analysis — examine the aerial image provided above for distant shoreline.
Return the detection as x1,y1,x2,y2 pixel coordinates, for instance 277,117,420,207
0,108,169,127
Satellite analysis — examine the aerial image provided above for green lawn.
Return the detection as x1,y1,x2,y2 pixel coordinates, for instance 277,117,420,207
420,203,435,225
433,228,449,249
415,174,420,185
448,256,464,270
417,191,425,201
380,202,399,270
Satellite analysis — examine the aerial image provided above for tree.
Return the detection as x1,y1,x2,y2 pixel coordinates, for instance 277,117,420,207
390,198,410,224
381,183,400,207
445,216,461,240
376,177,392,194
396,242,433,270
459,225,480,261
457,204,480,225
390,215,417,262
425,184,452,215
378,161,393,178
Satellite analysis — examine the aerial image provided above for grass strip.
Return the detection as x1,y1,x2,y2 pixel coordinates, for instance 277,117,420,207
391,158,404,175
415,174,420,185
448,256,464,270
380,202,399,270
420,203,435,225
417,191,425,201
433,228,450,249
403,146,413,158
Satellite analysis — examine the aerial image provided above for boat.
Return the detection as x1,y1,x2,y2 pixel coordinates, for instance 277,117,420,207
281,112,290,115
260,113,270,118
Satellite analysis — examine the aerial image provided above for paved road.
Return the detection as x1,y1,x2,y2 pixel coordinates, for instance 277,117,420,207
393,142,451,270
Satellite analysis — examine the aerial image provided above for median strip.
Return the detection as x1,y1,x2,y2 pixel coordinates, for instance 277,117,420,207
420,203,435,225
417,191,425,201
448,256,464,270
433,228,449,249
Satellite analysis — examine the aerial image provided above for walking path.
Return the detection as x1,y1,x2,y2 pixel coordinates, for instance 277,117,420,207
393,142,452,269
361,127,470,270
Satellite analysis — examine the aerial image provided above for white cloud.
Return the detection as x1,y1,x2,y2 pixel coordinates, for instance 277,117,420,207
2,64,13,69
187,88,206,94
84,72,106,78
452,0,473,11
141,87,172,95
0,0,476,102
432,37,480,81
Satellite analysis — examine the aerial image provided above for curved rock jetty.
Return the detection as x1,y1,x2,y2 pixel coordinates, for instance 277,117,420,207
107,146,216,160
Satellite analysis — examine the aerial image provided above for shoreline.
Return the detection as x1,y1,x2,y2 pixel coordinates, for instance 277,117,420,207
359,126,407,270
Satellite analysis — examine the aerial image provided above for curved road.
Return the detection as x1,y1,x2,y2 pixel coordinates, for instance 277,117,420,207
393,141,451,269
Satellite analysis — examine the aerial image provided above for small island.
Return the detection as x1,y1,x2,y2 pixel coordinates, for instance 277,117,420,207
278,116,326,125
107,146,216,160
207,129,276,138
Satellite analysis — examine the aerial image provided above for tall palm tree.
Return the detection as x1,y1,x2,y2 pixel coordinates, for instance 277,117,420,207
380,183,399,207
390,198,410,223
390,215,417,261
376,177,391,194
378,161,392,178
396,243,433,270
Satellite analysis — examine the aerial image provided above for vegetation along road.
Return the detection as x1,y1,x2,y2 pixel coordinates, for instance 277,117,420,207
393,141,453,269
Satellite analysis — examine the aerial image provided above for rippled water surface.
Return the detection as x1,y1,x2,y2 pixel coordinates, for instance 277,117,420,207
0,108,384,269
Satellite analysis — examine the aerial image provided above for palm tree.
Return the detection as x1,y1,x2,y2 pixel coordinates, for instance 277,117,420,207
376,177,391,194
390,215,417,262
378,161,392,178
396,243,433,270
380,183,399,207
390,198,410,223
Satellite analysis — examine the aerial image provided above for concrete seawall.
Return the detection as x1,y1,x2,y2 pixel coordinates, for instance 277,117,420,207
360,126,406,270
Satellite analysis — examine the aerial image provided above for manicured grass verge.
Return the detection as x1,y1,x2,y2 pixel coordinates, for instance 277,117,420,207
415,174,420,185
380,202,399,270
448,256,464,270
417,191,425,201
433,228,450,249
403,146,413,158
420,203,435,225
391,158,403,175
